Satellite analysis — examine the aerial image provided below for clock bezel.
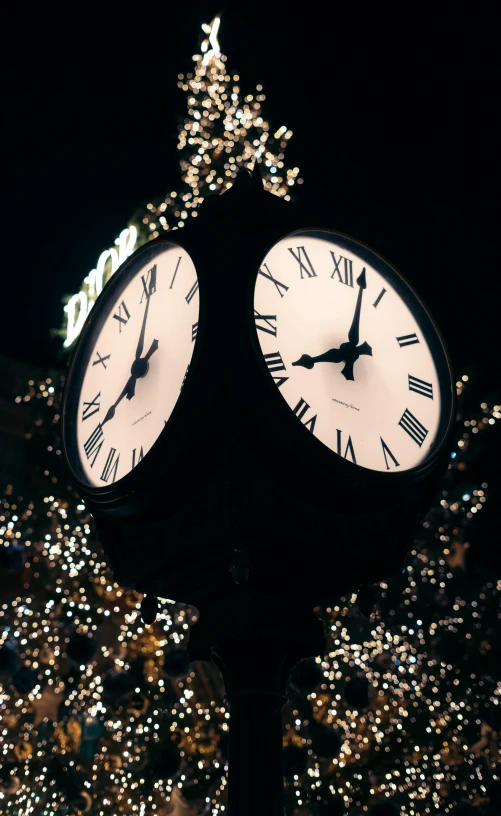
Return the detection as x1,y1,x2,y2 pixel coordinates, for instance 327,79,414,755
62,234,205,506
249,225,455,486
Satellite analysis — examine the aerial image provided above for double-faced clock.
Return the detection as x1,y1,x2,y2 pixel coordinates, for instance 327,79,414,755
253,228,449,475
62,173,455,816
62,172,454,610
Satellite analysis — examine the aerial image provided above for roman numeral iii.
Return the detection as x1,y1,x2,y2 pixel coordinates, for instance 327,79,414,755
408,374,433,399
398,408,428,446
288,246,317,279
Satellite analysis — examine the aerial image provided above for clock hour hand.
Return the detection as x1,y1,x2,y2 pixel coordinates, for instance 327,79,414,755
126,339,159,399
292,339,372,380
143,338,159,362
102,376,135,425
292,348,344,369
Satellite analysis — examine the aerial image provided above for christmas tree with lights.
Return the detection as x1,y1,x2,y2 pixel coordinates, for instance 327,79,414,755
137,15,301,242
281,377,501,816
1,13,501,816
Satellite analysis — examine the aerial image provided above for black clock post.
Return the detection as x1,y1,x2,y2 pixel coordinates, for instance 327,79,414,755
62,168,455,816
186,589,325,816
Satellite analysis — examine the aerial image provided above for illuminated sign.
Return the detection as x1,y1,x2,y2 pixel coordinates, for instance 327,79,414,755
63,226,138,348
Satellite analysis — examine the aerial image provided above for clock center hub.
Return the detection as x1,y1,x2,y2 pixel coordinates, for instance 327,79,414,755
131,358,149,379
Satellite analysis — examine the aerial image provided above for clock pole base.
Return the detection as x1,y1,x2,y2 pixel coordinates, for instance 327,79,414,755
188,594,325,816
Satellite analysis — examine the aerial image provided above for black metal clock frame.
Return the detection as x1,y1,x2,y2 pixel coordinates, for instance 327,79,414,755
62,169,455,609
61,169,455,816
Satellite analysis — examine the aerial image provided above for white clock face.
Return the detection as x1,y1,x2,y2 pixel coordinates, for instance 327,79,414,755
73,241,199,486
254,230,444,473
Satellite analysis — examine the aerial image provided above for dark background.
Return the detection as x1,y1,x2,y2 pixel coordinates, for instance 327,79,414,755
3,6,500,541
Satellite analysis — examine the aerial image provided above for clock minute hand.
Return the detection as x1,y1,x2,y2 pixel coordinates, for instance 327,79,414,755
347,267,367,347
135,292,151,362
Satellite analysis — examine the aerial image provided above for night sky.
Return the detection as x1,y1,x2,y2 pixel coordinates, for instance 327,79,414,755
4,7,500,516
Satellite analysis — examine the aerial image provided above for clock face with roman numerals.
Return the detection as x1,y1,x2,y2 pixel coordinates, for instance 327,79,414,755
254,229,448,473
68,240,199,487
